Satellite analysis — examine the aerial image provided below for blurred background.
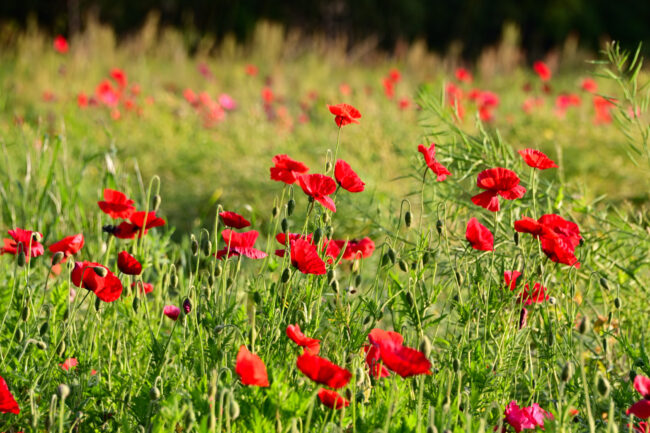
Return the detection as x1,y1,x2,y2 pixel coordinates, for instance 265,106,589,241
1,0,650,59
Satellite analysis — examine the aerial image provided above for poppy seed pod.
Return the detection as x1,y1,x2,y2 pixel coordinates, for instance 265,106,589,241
153,194,162,211
561,362,573,382
17,250,26,267
191,237,199,256
281,268,291,283
422,251,431,265
436,220,443,235
57,384,70,399
52,251,65,265
399,259,409,272
150,386,161,401
287,199,296,216
14,328,23,342
36,340,47,350
183,298,192,314
201,240,212,256
599,277,609,290
94,296,101,311
405,211,412,228
272,206,279,218
281,218,289,233
39,322,49,336
614,297,621,309
93,266,108,277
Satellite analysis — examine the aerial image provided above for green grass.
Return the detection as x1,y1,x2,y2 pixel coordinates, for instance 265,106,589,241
0,21,650,433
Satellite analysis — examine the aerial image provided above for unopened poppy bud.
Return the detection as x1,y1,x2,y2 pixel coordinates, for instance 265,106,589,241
419,336,432,358
272,206,279,218
21,306,30,321
201,240,212,256
578,315,589,334
313,228,323,244
548,296,557,305
150,386,161,400
602,336,608,353
14,328,23,342
132,297,140,312
170,273,179,287
422,251,431,265
452,357,460,372
455,271,463,285
427,425,438,433
547,331,555,346
214,264,222,277
229,400,240,420
599,277,609,290
327,269,335,283
36,340,47,350
331,279,339,293
183,298,192,314
514,231,519,246
57,384,70,399
436,220,443,235
17,250,26,267
191,237,199,256
95,296,101,311
208,273,215,286
226,277,233,288
93,266,108,277
597,374,610,397
398,259,409,272
153,194,162,211
281,218,289,233
405,211,412,228
381,252,391,266
614,297,621,309
325,161,332,172
39,322,49,336
52,251,65,265
561,362,573,382
405,291,414,307
519,307,528,329
630,369,637,382
281,268,291,283
252,291,262,304
57,340,66,356
325,225,333,237
287,199,296,216
354,274,362,287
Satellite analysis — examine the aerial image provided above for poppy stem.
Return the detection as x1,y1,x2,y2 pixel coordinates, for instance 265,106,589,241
529,167,537,219
333,126,342,167
420,168,427,229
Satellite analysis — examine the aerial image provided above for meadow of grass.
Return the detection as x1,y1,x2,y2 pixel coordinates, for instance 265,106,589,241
0,17,650,433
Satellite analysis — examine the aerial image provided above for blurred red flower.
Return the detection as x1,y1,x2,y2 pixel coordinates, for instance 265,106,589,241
59,357,78,371
98,189,135,219
49,234,84,264
270,154,309,184
117,251,142,275
515,214,581,268
1,228,44,262
0,376,19,414
132,281,154,294
368,329,431,377
518,149,558,170
296,351,351,389
333,237,375,260
503,400,553,432
286,324,320,354
455,67,473,83
53,35,69,54
113,211,166,239
216,230,267,259
465,218,494,251
318,389,350,410
363,344,390,378
219,211,251,229
163,305,181,321
418,143,451,181
533,61,551,81
627,375,650,419
236,345,269,387
327,103,361,127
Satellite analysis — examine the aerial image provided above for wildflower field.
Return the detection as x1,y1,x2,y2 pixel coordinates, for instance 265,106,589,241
1,20,650,433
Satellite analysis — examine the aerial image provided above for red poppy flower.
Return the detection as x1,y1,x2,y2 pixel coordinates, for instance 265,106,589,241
533,61,551,81
98,189,135,219
581,78,598,93
518,282,549,305
318,389,350,410
53,35,69,54
219,211,251,229
0,376,19,414
626,375,650,419
471,168,526,212
327,103,361,127
270,155,309,184
71,261,124,302
518,149,558,170
117,251,142,275
1,228,44,262
368,329,431,377
334,160,365,192
333,237,375,260
515,214,581,268
503,401,553,432
363,345,390,378
261,87,274,104
418,143,451,181
504,271,522,290
112,211,166,239
59,357,78,371
96,80,119,107
298,174,337,212
455,67,473,83
290,238,326,275
632,422,650,433
163,305,181,321
383,78,395,99
387,68,401,83
465,218,494,251
286,324,320,354
296,351,351,389
132,281,154,294
236,345,269,387
274,232,311,257
216,229,267,259
593,95,615,124
245,64,258,76
49,234,84,264
110,68,127,89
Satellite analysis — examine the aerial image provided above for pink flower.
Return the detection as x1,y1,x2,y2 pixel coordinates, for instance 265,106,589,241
163,305,181,321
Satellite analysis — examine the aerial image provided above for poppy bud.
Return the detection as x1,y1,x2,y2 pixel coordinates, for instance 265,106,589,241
422,251,431,265
514,231,519,246
322,213,330,224
290,419,300,433
354,274,362,287
208,273,215,286
596,374,610,397
170,273,179,288
21,306,30,321
252,291,262,304
436,220,443,235
132,297,140,313
419,336,432,358
39,322,49,336
327,269,335,283
95,296,101,311
352,258,360,273
150,386,161,401
229,400,240,420
57,340,66,356
455,271,463,285
330,279,339,293
614,297,621,309
519,307,528,329
281,218,289,233
153,194,162,211
191,236,199,256
214,264,222,277
405,211,412,228
561,362,573,382
452,357,460,372
57,384,71,399
52,251,65,265
313,228,323,244
281,268,291,283
183,298,192,314
32,232,42,243
602,336,608,353
387,248,396,264
405,291,414,307
14,328,23,342
548,297,556,305
17,250,26,267
272,206,279,217
226,277,233,288
578,315,589,334
93,266,108,277
326,161,332,172
630,369,637,382
442,396,450,412
599,277,609,290
398,259,409,272
427,425,438,433
287,199,296,216
202,240,212,256
325,225,333,237
381,252,391,266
